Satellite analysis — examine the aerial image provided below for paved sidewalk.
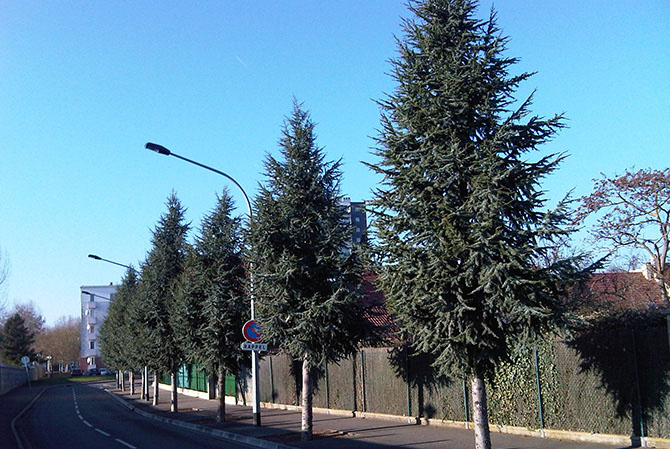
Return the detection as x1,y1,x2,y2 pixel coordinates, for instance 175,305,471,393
98,382,632,449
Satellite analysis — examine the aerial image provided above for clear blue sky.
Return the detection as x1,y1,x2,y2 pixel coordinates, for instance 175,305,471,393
1,1,668,326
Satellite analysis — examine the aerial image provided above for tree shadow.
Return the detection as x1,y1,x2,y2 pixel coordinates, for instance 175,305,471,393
566,311,670,438
387,345,456,419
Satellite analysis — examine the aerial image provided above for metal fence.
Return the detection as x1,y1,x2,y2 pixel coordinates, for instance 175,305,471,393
255,324,670,439
160,365,238,397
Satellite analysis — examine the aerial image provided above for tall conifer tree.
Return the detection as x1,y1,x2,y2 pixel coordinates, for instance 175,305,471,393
173,190,248,422
249,101,367,440
141,192,189,412
369,2,592,448
99,267,139,390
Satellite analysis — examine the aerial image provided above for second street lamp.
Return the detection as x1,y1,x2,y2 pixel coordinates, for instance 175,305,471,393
144,142,262,426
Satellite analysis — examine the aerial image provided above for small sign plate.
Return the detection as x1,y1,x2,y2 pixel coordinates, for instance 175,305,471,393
241,342,268,352
21,356,30,366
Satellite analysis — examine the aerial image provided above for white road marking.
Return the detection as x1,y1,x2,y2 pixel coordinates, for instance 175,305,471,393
95,428,111,437
73,386,139,448
115,438,137,449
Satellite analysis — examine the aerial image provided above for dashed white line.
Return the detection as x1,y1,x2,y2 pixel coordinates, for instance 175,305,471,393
73,386,136,448
95,428,111,437
115,438,137,449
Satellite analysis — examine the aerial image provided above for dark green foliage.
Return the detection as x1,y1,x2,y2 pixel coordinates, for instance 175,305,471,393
99,267,139,371
249,101,367,367
173,190,248,376
140,192,190,373
369,0,592,379
0,312,35,365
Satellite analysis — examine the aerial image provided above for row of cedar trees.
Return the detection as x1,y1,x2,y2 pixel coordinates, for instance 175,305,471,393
99,1,604,447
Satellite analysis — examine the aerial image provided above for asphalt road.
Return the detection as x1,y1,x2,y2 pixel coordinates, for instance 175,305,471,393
17,384,253,449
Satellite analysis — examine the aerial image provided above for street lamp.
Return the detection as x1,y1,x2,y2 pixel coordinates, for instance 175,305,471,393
81,290,112,301
144,142,261,426
88,254,133,270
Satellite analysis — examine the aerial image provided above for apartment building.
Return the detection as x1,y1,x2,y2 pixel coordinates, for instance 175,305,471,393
341,197,367,245
80,284,117,370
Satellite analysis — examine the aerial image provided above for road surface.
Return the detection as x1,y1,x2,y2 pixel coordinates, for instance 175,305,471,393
16,383,252,449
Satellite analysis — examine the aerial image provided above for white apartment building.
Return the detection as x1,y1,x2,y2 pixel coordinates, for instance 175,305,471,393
80,284,117,370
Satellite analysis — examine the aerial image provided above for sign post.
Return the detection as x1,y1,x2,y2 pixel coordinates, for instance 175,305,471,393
242,320,264,425
21,356,31,388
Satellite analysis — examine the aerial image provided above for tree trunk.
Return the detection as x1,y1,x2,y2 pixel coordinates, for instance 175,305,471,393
301,358,313,441
153,370,159,406
471,375,492,449
140,369,146,400
171,371,178,412
145,366,150,401
217,366,226,423
130,370,135,395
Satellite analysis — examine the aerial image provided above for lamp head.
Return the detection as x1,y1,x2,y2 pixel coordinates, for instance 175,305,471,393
88,254,101,260
145,142,171,156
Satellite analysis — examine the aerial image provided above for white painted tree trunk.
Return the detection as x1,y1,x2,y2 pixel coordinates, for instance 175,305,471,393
152,370,159,406
120,370,125,392
471,376,492,449
140,370,146,400
217,366,226,423
171,371,178,412
130,370,135,395
301,358,313,441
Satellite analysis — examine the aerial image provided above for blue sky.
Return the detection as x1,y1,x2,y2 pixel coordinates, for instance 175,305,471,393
1,1,668,326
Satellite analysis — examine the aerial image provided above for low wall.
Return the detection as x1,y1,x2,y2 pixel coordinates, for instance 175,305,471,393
0,363,44,396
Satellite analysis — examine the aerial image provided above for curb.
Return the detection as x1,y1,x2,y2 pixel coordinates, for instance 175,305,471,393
103,389,294,449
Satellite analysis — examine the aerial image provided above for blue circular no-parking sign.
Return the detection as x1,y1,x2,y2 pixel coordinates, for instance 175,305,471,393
242,320,262,342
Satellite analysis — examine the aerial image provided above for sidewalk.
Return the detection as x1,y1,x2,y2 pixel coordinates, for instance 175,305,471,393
100,383,631,449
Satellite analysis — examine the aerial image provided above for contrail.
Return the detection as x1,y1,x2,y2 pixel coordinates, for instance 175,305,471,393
235,56,248,68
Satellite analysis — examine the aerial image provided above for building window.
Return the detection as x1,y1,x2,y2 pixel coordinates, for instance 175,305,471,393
87,309,94,318
355,227,361,233
88,325,95,333
89,293,95,302
89,341,95,350
355,217,360,222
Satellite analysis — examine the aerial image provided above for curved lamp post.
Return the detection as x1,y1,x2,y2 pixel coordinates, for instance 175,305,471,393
88,254,133,270
144,142,261,426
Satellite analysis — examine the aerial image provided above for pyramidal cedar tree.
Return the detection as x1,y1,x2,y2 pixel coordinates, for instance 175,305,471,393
248,100,368,440
366,1,596,448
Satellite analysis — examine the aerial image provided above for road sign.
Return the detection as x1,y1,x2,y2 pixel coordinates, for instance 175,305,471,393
242,320,262,342
241,342,268,352
21,356,30,366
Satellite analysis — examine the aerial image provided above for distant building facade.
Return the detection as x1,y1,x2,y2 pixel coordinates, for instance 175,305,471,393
341,197,367,245
80,284,117,370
